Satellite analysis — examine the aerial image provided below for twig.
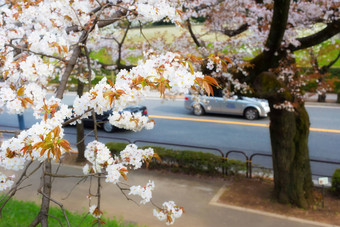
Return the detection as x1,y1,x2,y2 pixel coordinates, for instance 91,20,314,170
44,172,104,178
26,162,43,178
70,4,85,31
96,173,102,226
83,45,92,92
117,22,130,67
89,176,93,207
5,43,67,62
91,110,99,141
52,161,63,184
95,0,102,7
0,161,34,215
138,21,152,47
77,212,90,227
62,177,88,200
116,183,139,206
47,213,64,227
75,129,95,145
16,184,32,191
150,199,162,210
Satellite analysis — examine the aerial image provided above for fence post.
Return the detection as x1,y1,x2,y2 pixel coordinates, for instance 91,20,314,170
17,114,25,130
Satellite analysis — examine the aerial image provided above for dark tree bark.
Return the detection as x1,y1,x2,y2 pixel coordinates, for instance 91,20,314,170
337,93,340,103
317,93,326,102
269,102,313,208
247,0,315,208
76,79,86,162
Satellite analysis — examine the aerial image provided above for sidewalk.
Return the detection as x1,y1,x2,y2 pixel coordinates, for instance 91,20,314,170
3,162,333,227
304,93,339,106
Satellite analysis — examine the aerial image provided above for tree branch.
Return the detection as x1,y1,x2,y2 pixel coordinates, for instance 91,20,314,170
221,23,249,37
38,189,70,227
5,43,67,62
187,19,202,47
290,19,340,52
62,108,94,127
249,0,291,75
325,51,340,71
264,0,291,54
117,22,130,68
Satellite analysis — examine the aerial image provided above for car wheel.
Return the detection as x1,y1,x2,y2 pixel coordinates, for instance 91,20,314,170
193,105,205,116
103,121,114,132
244,107,259,120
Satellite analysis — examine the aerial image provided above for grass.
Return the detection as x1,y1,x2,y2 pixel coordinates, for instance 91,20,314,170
294,39,340,67
0,199,135,227
125,24,228,43
97,24,340,68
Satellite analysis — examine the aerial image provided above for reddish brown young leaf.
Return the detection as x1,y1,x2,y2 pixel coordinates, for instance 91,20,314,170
204,76,219,87
224,56,233,64
153,153,161,161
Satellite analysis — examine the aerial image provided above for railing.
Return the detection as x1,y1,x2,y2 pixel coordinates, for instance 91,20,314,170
103,136,340,179
0,129,21,146
3,130,339,179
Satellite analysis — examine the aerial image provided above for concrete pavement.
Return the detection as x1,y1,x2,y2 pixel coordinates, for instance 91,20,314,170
2,162,335,227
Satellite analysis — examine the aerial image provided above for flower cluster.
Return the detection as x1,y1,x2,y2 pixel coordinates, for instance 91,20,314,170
84,141,113,173
129,180,155,204
120,144,155,169
153,201,184,225
83,142,156,184
128,0,182,24
0,173,14,191
273,101,295,112
89,205,102,219
0,97,72,170
108,111,154,132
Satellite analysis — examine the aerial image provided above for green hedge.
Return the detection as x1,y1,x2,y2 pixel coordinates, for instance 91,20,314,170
106,142,246,176
331,168,340,197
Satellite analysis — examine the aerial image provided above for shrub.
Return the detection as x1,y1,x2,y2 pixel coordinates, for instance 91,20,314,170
331,168,340,197
105,142,246,176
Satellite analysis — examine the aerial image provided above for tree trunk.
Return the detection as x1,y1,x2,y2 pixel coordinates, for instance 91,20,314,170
269,102,313,208
29,160,52,227
76,79,86,162
317,93,326,102
337,93,340,103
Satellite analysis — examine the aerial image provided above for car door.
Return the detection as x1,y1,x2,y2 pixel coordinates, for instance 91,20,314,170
204,89,224,113
222,96,245,115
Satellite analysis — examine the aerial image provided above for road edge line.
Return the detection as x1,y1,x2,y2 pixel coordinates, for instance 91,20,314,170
209,185,338,227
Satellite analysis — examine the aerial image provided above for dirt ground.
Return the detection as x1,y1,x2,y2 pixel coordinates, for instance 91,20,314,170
219,177,340,226
61,153,340,226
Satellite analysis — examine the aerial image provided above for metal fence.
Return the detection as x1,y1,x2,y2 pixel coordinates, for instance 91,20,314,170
0,129,20,146
2,130,340,179
96,136,340,179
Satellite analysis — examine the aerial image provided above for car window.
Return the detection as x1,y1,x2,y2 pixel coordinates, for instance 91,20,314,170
212,88,223,97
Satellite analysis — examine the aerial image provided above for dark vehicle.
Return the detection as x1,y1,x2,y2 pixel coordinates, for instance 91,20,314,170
82,105,148,132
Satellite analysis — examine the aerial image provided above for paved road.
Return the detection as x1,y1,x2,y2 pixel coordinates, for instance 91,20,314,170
1,94,340,177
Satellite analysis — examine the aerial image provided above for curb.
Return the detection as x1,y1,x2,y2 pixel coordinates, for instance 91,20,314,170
209,185,339,227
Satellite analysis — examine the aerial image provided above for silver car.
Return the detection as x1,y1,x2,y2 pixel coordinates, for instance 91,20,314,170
184,91,270,120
